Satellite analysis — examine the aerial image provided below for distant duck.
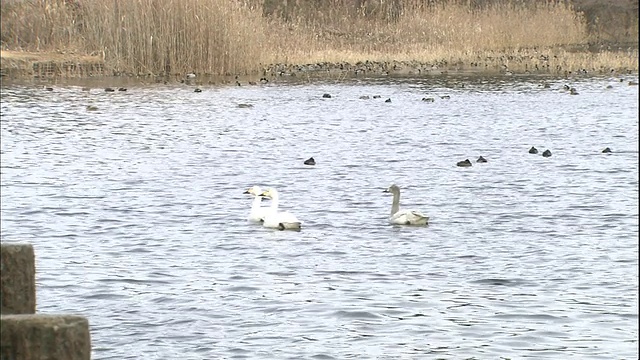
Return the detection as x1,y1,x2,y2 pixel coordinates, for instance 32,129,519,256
194,88,202,93
602,147,612,153
186,73,196,80
476,156,487,163
304,157,316,166
569,87,579,95
440,95,450,99
44,87,54,91
563,84,570,90
81,87,90,92
322,93,332,98
457,159,472,167
359,95,370,100
372,95,381,99
629,81,639,86
104,87,115,92
606,85,613,89
118,87,127,92
542,149,552,157
422,97,435,102
259,77,269,84
385,98,392,103
529,146,538,154
86,105,98,111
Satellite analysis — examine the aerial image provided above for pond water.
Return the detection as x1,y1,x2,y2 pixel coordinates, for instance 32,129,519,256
1,74,638,359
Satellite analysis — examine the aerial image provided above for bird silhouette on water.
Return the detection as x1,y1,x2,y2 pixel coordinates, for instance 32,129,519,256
304,157,316,166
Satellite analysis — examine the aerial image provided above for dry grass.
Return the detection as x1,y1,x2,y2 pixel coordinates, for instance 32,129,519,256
0,0,637,76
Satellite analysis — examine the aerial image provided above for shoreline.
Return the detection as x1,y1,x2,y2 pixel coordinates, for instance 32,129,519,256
1,45,638,87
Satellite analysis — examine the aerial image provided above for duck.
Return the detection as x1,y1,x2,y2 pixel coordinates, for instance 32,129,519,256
322,93,332,98
383,185,429,225
476,156,487,163
602,147,612,153
243,186,272,222
259,188,302,230
457,159,472,167
529,146,538,154
385,98,392,103
304,157,316,166
542,149,552,157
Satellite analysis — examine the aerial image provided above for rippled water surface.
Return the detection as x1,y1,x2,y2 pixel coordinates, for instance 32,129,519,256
1,75,638,359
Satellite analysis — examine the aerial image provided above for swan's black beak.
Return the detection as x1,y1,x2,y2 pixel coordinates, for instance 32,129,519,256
383,189,390,193
243,190,250,194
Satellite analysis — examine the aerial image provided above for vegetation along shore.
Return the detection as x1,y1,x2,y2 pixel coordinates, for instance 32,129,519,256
1,0,638,82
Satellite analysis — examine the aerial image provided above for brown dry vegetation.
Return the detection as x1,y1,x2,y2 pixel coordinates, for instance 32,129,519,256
0,0,638,78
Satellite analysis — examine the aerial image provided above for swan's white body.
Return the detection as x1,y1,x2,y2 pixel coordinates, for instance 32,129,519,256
384,185,429,225
244,186,272,222
259,188,302,230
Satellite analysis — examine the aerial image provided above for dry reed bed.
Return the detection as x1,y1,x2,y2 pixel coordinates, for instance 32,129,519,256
0,0,637,78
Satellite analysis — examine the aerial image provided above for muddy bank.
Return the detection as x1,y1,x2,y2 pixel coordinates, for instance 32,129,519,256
1,44,638,86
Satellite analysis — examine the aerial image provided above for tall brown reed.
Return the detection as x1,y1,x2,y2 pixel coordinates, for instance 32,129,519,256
0,0,636,76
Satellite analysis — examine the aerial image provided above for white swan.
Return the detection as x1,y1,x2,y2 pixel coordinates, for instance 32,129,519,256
383,184,429,225
243,185,272,222
259,188,302,230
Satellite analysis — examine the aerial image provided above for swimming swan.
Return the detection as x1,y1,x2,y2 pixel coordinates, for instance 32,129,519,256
383,185,429,226
243,185,272,222
259,188,302,230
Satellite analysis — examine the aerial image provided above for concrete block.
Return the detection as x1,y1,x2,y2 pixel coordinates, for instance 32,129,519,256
0,314,91,360
1,244,36,314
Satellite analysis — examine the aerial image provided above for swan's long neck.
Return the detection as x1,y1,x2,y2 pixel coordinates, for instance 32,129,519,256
269,191,280,213
251,195,262,212
391,191,400,216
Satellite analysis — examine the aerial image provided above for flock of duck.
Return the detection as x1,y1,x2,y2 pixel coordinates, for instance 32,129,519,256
243,182,429,231
455,146,612,168
456,147,551,168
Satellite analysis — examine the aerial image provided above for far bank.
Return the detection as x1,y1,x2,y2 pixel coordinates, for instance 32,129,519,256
1,0,638,82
